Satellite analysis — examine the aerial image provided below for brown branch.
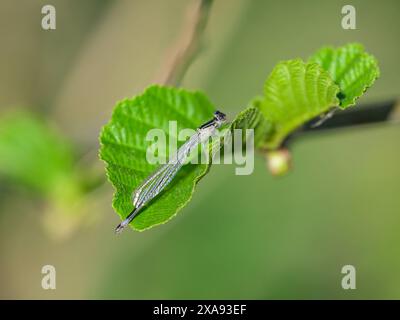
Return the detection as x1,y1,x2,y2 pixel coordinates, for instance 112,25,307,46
154,0,213,86
283,99,400,147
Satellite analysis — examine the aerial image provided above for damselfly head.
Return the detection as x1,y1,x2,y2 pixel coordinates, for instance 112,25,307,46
214,110,227,126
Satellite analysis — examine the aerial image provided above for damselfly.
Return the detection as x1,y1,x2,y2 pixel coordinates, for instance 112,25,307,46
115,110,227,233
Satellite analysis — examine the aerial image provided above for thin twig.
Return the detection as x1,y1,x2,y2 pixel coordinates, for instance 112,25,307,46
154,0,213,86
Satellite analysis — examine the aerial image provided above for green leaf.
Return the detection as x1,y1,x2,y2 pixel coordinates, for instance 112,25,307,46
229,105,272,148
254,59,340,149
99,85,215,231
0,111,102,239
309,43,380,108
0,112,80,201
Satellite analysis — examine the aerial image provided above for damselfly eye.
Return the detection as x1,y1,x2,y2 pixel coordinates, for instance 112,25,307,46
214,110,227,123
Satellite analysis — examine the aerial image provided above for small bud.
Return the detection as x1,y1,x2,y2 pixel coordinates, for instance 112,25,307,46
266,148,291,176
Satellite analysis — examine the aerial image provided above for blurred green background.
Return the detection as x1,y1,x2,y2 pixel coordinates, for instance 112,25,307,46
0,0,399,299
